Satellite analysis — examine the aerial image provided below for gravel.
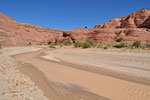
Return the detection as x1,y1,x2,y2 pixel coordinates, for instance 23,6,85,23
0,50,48,100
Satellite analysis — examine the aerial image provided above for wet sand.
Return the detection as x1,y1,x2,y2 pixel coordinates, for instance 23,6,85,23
13,48,108,100
14,47,150,100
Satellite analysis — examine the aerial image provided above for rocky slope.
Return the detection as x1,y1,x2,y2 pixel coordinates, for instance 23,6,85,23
0,9,150,46
94,9,150,29
0,50,48,100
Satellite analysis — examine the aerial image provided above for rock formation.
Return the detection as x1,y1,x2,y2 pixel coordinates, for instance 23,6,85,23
0,9,150,46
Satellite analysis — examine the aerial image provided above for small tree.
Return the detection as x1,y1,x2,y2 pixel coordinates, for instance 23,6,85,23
132,41,141,48
84,26,87,29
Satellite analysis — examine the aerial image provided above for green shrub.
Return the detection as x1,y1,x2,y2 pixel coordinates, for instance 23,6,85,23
97,44,103,48
58,43,63,47
104,46,109,50
145,44,150,48
124,43,132,47
36,44,42,45
82,42,91,48
27,42,32,46
114,42,126,48
116,38,123,42
85,40,97,47
74,41,83,48
63,40,72,46
48,41,53,45
132,41,141,48
107,44,113,48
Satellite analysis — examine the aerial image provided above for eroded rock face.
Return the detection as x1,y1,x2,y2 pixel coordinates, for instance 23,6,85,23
0,13,64,46
0,9,150,46
94,9,150,29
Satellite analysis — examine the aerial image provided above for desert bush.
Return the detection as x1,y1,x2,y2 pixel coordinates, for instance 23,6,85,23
145,44,150,48
27,42,32,46
85,40,97,47
63,40,72,46
124,43,132,47
82,42,91,48
48,41,53,45
103,46,109,50
114,42,126,48
132,41,141,48
58,43,63,47
53,43,63,47
74,41,83,48
116,38,123,42
97,44,103,48
106,44,114,48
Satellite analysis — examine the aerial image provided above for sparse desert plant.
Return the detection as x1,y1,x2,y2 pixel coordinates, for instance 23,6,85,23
103,46,109,50
114,42,126,48
27,42,32,46
74,41,83,48
63,40,72,46
58,43,64,47
106,44,113,48
85,40,97,47
116,38,123,42
53,43,63,47
132,41,141,48
145,44,150,48
124,43,132,48
97,44,103,48
36,44,42,45
82,42,91,48
48,41,53,45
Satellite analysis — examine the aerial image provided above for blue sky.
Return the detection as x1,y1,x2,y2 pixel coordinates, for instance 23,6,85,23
0,0,150,30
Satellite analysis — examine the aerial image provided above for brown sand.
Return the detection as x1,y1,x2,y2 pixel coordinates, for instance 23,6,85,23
14,49,108,100
14,48,150,100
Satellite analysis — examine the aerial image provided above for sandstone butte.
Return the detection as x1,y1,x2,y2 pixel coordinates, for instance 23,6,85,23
0,9,150,46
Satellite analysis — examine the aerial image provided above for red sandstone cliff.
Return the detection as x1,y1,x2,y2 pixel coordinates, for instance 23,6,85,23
0,9,150,46
94,9,150,29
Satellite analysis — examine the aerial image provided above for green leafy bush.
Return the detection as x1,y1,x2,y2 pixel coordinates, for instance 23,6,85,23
82,42,91,48
27,42,32,46
132,41,141,48
116,38,123,42
48,41,53,45
74,41,83,48
85,40,97,47
103,46,109,50
63,40,72,46
97,44,103,48
145,44,150,48
114,42,126,48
